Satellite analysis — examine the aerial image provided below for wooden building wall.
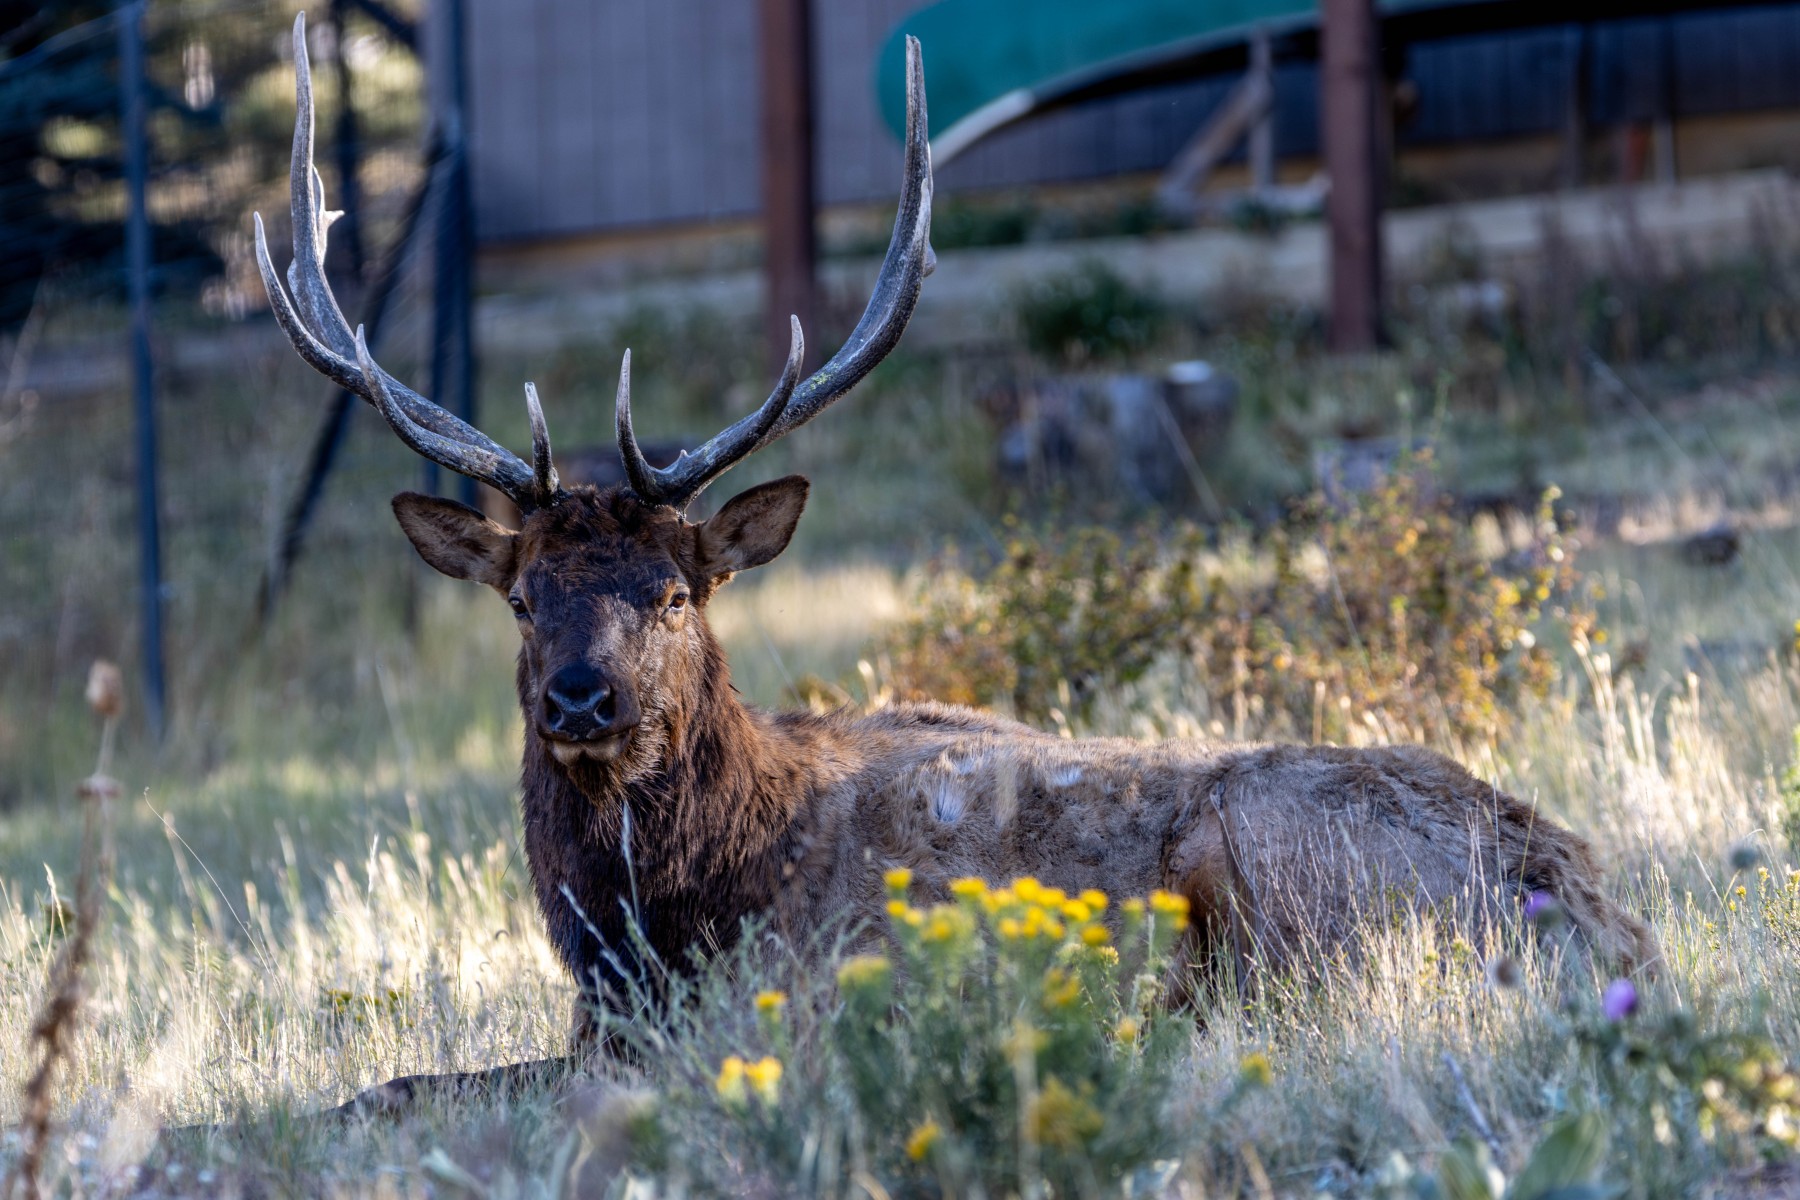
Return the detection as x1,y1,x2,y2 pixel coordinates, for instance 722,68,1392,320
464,1,1800,245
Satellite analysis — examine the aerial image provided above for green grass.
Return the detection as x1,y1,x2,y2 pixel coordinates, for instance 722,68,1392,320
6,292,1800,1195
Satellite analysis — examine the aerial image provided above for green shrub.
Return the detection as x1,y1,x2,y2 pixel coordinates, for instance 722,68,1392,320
596,876,1208,1197
1779,725,1800,854
884,453,1588,745
1013,262,1168,366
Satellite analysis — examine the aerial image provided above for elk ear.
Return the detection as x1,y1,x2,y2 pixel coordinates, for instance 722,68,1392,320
692,475,809,586
391,493,519,591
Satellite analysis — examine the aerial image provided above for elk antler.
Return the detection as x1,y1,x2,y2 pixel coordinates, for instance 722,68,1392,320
616,35,935,510
255,14,561,512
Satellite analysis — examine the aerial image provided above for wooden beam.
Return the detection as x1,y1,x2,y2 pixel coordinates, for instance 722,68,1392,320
759,0,817,372
1156,58,1273,212
1321,0,1383,353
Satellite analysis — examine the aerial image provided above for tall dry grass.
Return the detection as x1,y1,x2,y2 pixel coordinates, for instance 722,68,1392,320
6,278,1800,1193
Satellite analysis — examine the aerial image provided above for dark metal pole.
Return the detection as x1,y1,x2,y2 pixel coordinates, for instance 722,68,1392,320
119,0,165,739
259,137,444,623
1560,24,1588,190
759,0,817,372
1321,0,1383,353
427,0,474,506
331,0,367,281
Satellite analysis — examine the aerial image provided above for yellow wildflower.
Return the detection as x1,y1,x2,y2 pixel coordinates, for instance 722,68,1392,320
836,955,893,997
1149,889,1191,930
1039,886,1068,907
886,899,911,920
744,1056,782,1106
921,905,975,947
883,866,914,891
1079,889,1108,912
950,877,987,900
1028,1076,1104,1149
998,917,1024,940
1240,1052,1273,1088
1081,923,1111,947
1042,967,1080,1009
1115,1016,1140,1044
1013,877,1043,903
716,1056,748,1106
905,1119,941,1161
754,989,787,1013
1060,899,1093,923
1121,898,1146,918
1004,1019,1047,1060
1149,889,1191,917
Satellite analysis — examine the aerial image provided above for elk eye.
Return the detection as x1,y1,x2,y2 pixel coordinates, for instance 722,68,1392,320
509,595,530,619
667,590,689,613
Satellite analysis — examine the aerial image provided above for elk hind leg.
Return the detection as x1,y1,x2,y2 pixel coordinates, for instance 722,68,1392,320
1162,800,1257,1006
324,1056,581,1119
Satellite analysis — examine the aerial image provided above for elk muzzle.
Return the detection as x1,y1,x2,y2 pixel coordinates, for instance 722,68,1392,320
540,662,641,761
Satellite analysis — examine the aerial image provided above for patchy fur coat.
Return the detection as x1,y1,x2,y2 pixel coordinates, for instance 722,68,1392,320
523,626,1658,1027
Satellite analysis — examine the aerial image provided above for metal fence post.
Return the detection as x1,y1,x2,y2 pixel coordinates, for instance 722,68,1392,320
427,0,475,508
118,0,166,740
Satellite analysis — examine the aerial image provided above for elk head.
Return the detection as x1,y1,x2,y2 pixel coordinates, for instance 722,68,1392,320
256,14,932,780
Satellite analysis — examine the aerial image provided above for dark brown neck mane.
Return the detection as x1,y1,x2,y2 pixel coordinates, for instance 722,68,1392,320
515,618,820,1010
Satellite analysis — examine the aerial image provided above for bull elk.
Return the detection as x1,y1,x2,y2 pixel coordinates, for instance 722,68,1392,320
256,15,1656,1113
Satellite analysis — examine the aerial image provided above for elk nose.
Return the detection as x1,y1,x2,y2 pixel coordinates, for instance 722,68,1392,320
542,663,616,735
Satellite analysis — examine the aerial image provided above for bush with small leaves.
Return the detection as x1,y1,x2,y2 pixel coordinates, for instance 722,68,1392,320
661,876,1198,1197
1013,262,1169,366
886,453,1589,745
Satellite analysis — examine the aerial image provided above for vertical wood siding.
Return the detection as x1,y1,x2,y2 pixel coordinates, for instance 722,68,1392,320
467,1,1800,244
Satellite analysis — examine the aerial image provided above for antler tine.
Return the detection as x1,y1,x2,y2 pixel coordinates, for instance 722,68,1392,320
353,326,524,487
524,383,559,502
616,36,933,510
258,13,549,507
762,35,932,443
618,318,804,507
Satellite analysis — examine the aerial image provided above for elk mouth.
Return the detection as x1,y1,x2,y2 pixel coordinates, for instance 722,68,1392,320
542,726,637,765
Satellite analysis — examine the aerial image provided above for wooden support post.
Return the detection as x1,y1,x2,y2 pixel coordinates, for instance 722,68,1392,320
1321,0,1383,353
759,0,817,372
119,0,165,739
1248,29,1275,194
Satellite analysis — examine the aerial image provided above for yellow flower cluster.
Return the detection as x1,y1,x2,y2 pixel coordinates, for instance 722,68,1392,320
716,1054,783,1108
1148,889,1191,929
754,989,787,1013
1042,967,1082,1009
1027,1076,1105,1149
905,1118,941,1161
835,954,893,996
936,875,1119,952
878,875,1196,971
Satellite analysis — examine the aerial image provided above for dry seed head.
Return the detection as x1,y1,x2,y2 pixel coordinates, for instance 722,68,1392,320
84,660,124,719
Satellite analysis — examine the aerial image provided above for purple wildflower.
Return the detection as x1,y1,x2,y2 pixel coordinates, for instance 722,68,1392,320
1602,978,1639,1021
1523,890,1564,927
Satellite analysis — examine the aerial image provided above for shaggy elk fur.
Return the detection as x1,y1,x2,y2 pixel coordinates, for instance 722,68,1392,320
256,16,1655,1110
